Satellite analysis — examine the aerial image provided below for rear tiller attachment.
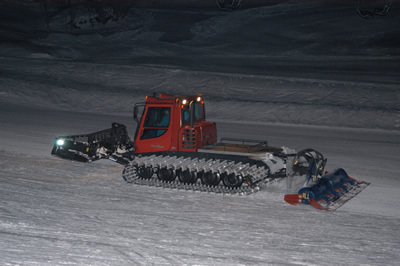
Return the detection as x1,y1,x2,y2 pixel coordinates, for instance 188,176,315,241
284,168,370,211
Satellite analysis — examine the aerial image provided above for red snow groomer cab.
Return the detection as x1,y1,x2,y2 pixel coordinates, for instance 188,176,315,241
132,93,217,154
51,93,369,209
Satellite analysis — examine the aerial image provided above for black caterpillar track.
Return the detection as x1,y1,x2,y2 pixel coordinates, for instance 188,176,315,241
121,154,278,195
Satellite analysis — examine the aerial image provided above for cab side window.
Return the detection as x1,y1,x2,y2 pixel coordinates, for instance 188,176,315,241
141,107,171,139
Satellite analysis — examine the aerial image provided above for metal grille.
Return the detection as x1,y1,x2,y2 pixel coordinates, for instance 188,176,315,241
182,128,196,149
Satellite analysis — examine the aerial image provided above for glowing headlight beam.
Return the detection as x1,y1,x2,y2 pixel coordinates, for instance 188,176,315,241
56,139,65,146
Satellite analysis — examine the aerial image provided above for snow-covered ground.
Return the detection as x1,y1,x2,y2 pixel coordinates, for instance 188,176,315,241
1,1,399,265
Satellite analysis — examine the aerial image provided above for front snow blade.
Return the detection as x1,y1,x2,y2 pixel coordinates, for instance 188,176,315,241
284,168,370,211
51,138,94,162
51,122,132,163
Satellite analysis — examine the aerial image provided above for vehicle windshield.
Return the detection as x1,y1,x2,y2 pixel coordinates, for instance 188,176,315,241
182,102,204,124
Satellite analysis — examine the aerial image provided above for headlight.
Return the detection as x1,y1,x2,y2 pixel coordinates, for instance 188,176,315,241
56,139,65,146
182,99,188,105
196,96,202,102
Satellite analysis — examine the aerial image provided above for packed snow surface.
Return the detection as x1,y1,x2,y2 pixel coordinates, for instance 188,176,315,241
0,1,399,265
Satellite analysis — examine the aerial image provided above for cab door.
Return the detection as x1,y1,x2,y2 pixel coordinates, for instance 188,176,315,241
134,105,173,154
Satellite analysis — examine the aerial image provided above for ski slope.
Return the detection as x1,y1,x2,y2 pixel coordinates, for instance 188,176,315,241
0,103,399,265
1,1,400,265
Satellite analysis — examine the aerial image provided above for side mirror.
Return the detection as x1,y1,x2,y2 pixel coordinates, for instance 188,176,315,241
133,106,139,122
133,103,145,123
